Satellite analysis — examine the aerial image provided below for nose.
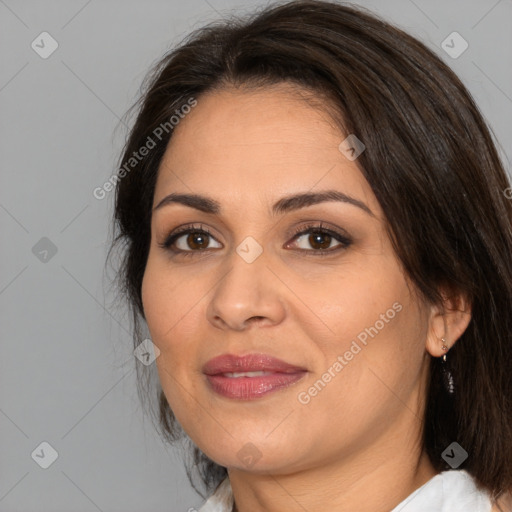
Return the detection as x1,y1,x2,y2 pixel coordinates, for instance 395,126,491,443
206,252,287,331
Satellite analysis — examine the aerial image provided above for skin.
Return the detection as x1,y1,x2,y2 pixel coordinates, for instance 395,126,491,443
141,83,472,511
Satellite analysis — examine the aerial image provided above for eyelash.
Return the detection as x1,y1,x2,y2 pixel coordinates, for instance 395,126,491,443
158,222,352,258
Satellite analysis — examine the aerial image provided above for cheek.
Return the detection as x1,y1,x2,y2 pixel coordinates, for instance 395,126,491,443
141,258,162,328
294,300,425,454
141,258,193,345
301,264,424,401
301,261,407,355
141,259,204,395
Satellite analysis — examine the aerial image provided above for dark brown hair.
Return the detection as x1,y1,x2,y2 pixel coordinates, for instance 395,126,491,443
107,0,512,505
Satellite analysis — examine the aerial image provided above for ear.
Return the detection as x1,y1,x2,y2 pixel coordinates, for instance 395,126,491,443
425,288,472,357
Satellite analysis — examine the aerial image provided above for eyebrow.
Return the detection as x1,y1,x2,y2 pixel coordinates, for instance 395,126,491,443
153,190,374,217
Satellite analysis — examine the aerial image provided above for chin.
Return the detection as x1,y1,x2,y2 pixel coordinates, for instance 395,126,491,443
198,437,306,474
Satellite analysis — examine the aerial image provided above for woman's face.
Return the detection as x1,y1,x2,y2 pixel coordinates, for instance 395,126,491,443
141,84,433,473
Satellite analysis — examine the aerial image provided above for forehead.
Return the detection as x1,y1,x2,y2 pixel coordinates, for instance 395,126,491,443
153,85,377,214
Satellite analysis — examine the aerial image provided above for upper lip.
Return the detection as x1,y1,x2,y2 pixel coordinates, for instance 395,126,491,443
202,353,307,375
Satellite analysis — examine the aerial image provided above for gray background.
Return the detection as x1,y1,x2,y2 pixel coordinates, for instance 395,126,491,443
1,0,511,511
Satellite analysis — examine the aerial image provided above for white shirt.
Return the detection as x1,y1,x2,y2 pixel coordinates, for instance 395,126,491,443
198,469,492,512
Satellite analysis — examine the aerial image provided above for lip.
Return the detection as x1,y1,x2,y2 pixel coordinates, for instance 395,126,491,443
203,353,307,400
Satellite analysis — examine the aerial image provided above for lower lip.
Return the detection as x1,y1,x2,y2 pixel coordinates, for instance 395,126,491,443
205,372,307,400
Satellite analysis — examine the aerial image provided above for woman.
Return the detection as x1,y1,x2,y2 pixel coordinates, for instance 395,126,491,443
108,1,512,510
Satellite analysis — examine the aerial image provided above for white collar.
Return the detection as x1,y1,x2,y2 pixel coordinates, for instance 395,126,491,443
198,470,492,512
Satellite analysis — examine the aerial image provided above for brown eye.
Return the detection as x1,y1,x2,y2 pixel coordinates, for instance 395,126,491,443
306,232,335,250
160,227,222,252
184,232,210,250
289,228,350,252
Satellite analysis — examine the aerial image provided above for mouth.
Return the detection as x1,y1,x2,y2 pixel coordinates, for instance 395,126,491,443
202,353,307,400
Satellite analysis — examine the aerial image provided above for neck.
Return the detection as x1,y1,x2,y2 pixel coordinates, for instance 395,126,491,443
227,416,438,512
